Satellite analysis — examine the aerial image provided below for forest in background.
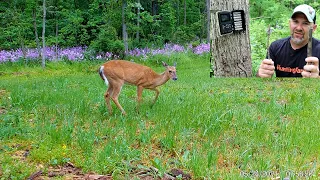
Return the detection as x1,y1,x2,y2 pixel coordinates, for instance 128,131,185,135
0,0,320,58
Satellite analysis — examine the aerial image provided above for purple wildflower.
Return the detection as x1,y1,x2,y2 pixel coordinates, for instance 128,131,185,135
0,43,210,63
193,43,210,54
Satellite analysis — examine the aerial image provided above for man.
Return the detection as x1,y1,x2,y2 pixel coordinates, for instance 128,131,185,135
257,4,320,78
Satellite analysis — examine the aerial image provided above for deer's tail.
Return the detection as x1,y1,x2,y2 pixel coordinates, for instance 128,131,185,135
99,66,109,86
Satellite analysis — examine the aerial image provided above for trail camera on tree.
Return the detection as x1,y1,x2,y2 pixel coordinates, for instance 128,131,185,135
216,10,245,36
210,0,252,77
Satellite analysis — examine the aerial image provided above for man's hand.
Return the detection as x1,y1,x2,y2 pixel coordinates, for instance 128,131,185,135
257,59,275,78
302,57,319,78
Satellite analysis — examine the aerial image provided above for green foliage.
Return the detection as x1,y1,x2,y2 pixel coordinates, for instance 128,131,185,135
89,26,124,54
250,18,290,75
2,0,315,53
0,0,208,50
2,1,320,75
59,9,85,46
0,1,34,50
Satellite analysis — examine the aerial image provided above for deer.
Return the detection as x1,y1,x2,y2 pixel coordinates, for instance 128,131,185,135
99,60,177,115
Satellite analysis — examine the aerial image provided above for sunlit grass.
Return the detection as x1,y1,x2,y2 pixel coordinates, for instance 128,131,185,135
1,55,320,179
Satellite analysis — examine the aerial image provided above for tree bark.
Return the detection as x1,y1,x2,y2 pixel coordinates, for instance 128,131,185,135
184,0,186,25
177,0,180,25
206,0,211,43
13,4,27,61
19,34,27,60
122,0,128,55
210,0,252,77
32,8,41,59
55,10,59,60
152,0,158,16
136,0,140,42
42,0,46,68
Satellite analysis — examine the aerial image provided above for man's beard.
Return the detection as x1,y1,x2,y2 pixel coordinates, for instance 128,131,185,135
291,33,305,45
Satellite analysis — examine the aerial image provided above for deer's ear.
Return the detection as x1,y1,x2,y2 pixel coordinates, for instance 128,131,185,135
162,61,168,67
173,62,177,67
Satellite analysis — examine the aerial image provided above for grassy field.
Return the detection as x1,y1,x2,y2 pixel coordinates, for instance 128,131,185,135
1,54,320,179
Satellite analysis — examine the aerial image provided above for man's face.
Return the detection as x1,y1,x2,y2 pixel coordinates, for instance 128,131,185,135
289,13,314,45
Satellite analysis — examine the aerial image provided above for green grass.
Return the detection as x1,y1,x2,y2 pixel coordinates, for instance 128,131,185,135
1,54,320,179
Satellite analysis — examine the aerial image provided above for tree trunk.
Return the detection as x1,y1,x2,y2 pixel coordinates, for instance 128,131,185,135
210,0,252,77
42,0,46,68
152,0,157,16
32,8,41,59
122,0,129,55
55,11,59,60
19,35,27,61
206,0,211,43
184,0,186,25
177,0,180,25
136,0,140,42
13,5,27,62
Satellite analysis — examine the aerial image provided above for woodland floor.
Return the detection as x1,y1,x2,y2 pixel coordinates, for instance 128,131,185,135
14,148,192,180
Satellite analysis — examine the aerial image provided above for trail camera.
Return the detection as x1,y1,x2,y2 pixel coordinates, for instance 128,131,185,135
217,10,246,36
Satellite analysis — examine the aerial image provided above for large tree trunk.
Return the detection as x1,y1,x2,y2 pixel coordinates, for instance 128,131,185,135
42,0,46,68
210,0,252,77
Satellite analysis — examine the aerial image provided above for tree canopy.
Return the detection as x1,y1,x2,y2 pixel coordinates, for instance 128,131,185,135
0,0,319,54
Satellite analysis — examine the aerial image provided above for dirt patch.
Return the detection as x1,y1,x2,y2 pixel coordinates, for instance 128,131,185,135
0,89,10,114
12,72,30,76
28,162,112,180
7,132,192,180
27,163,191,180
0,107,7,114
8,147,192,180
134,167,192,180
0,89,8,96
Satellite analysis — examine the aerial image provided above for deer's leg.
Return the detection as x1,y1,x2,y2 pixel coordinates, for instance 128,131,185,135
150,88,160,105
111,83,126,115
136,86,144,112
104,85,113,114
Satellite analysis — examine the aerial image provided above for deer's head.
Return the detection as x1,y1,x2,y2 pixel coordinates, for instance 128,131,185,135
162,61,177,81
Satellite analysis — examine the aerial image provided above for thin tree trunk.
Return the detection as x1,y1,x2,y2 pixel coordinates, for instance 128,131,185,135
199,2,203,43
152,0,156,16
136,0,140,42
122,0,128,55
184,0,186,25
206,0,211,43
13,5,27,62
177,0,180,25
55,12,59,60
32,8,41,59
18,30,27,60
18,33,27,65
42,0,46,68
20,39,27,59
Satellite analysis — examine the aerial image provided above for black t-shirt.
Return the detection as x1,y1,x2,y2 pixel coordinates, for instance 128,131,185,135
268,37,320,77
